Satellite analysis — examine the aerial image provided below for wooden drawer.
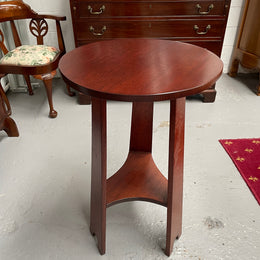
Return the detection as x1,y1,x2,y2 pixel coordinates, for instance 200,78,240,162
70,0,231,103
71,1,227,18
76,39,223,56
183,39,222,56
75,19,225,40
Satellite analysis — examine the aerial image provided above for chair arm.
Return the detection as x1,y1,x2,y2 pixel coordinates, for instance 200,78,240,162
35,15,66,22
55,19,66,54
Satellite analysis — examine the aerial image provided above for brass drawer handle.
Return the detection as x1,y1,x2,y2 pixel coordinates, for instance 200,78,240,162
89,25,107,36
72,6,77,16
88,5,105,15
196,4,214,15
194,24,211,35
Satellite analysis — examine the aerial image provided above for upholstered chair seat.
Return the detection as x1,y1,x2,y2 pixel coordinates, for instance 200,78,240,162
0,0,66,118
0,45,59,66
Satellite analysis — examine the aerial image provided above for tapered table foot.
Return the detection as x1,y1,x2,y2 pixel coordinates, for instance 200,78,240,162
165,98,185,256
90,97,107,255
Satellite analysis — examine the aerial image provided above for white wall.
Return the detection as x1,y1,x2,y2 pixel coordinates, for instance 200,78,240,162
221,0,244,72
24,0,244,73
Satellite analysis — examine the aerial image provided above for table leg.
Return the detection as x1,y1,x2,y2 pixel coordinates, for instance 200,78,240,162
90,98,185,256
130,101,153,153
165,98,185,256
90,97,107,255
106,101,168,207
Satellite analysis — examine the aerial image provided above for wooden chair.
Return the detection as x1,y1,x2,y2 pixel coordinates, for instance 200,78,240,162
0,75,19,136
0,0,66,118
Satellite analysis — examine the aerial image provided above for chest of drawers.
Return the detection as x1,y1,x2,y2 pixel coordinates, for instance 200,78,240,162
70,0,231,103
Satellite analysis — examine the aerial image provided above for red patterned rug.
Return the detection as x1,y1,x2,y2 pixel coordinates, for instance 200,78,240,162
219,138,260,205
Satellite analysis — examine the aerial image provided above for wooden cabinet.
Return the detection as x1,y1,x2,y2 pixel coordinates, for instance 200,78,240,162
70,0,231,103
229,0,260,95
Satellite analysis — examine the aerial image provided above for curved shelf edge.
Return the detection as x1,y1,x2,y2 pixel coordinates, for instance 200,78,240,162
106,151,168,208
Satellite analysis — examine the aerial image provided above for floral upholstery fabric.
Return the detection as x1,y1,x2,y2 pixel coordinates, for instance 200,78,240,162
0,45,59,66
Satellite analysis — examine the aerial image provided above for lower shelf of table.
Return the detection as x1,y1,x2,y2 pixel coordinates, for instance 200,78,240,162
106,151,168,207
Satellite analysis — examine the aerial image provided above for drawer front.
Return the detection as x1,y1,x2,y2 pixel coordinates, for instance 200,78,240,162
71,1,227,18
183,40,222,56
76,39,222,56
75,20,225,40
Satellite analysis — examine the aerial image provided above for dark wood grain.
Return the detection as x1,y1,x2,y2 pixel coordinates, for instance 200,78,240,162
165,98,185,256
0,78,19,137
59,39,223,256
129,102,153,152
90,97,107,255
74,19,225,40
107,151,168,207
73,1,226,18
76,39,223,57
107,101,167,207
70,0,231,103
59,39,223,102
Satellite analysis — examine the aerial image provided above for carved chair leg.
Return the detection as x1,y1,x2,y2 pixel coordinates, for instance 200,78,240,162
23,75,34,95
0,83,19,136
1,117,19,137
34,71,57,118
66,85,75,96
43,77,57,118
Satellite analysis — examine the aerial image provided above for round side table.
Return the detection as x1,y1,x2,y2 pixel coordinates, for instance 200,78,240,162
59,39,223,256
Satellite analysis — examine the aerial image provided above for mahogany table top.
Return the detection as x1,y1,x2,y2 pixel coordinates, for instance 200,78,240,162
59,39,223,102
